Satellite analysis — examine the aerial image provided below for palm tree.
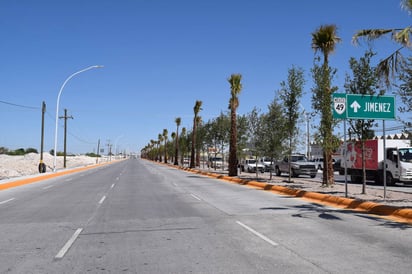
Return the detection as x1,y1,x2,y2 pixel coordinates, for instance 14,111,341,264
180,127,187,165
311,24,341,187
171,132,176,163
174,117,181,165
195,115,202,167
190,100,202,168
352,0,412,86
163,129,168,163
228,74,243,176
157,134,163,162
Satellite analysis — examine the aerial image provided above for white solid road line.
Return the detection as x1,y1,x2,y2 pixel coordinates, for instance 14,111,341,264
236,221,278,247
0,198,15,205
55,228,83,259
190,193,201,201
99,195,106,204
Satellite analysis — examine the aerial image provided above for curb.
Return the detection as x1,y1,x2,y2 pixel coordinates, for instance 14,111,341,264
174,164,412,225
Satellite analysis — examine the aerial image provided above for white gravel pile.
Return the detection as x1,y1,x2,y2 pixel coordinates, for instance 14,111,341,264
0,153,98,180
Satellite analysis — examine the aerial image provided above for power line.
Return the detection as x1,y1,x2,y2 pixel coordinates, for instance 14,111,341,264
0,100,39,110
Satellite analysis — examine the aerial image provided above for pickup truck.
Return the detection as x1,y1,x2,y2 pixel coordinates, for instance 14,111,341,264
240,159,265,173
274,154,317,178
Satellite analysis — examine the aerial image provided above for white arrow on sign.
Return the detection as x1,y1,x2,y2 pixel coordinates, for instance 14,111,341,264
350,100,361,113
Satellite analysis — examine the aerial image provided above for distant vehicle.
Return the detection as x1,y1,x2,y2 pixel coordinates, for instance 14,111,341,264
240,159,265,173
208,157,223,169
333,159,344,175
313,157,336,170
274,154,317,178
260,157,274,172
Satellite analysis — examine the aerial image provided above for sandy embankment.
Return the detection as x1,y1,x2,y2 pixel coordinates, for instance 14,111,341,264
0,153,99,180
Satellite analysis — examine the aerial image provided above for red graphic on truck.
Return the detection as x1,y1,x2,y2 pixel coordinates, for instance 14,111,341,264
346,140,378,170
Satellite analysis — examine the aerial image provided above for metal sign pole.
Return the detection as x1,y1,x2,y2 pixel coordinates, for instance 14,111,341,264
344,119,348,198
383,120,387,200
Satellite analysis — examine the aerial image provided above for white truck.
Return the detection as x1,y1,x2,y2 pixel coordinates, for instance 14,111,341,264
274,154,317,178
342,139,412,185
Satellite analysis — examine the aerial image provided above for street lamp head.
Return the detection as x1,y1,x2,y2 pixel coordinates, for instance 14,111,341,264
53,64,104,172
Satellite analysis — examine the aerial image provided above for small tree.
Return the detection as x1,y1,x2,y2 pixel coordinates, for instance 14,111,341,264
398,57,412,129
279,66,305,182
261,96,287,179
247,107,265,178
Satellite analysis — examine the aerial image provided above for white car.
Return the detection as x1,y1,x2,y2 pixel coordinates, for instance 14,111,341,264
313,157,336,170
208,157,223,169
241,159,265,173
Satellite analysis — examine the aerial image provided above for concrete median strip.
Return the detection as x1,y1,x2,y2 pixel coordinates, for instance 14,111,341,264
173,164,412,225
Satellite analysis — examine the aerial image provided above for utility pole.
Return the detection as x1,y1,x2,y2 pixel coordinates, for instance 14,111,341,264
59,109,73,168
107,140,112,162
96,139,100,164
39,101,46,173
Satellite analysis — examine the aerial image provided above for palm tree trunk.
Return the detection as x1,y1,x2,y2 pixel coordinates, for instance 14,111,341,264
229,110,238,176
190,118,196,168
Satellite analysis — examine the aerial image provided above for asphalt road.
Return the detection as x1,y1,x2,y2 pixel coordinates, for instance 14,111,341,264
0,159,411,273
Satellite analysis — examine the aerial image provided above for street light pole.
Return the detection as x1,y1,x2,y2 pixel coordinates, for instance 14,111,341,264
300,104,311,159
53,65,103,172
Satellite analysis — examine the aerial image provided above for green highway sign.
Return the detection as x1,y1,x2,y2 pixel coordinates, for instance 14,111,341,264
332,93,395,120
347,94,395,119
332,93,347,119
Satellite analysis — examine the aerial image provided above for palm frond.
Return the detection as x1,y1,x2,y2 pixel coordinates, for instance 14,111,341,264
376,48,405,86
352,29,393,45
393,27,412,47
401,0,412,13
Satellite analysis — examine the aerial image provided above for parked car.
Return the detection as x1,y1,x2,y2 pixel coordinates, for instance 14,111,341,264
313,157,336,170
207,157,223,169
260,157,274,172
240,159,265,173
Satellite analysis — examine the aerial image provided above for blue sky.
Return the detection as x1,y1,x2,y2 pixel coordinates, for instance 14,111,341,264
0,0,410,155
